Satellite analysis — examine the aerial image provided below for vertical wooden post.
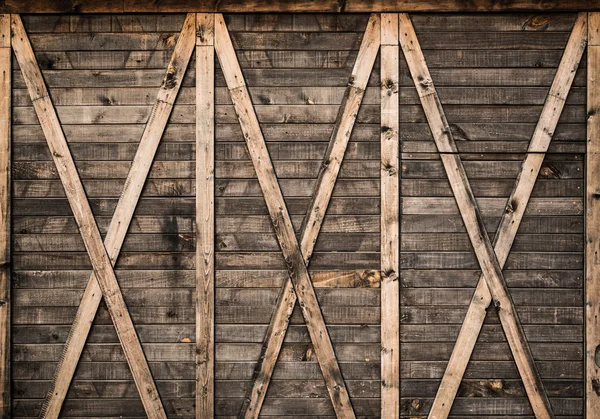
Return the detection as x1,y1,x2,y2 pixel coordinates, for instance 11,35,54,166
380,12,400,419
588,12,600,418
196,12,215,419
0,14,9,419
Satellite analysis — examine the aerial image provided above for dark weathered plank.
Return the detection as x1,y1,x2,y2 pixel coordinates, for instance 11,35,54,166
1,0,600,12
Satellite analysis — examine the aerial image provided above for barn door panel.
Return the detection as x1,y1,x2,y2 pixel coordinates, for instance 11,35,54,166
3,10,588,419
212,13,383,418
11,13,198,418
399,12,585,419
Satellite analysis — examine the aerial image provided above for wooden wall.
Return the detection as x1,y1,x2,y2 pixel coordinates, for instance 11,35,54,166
212,14,381,417
2,11,587,419
11,13,198,417
400,13,585,418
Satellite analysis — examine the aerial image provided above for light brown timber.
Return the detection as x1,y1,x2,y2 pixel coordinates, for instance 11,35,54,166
380,12,400,419
214,13,356,419
399,12,558,419
588,11,600,419
14,12,197,419
0,13,9,419
196,11,215,419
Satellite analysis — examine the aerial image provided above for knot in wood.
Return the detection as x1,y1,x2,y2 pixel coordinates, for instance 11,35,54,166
493,299,501,311
505,202,515,214
381,126,394,139
523,15,550,30
417,75,432,89
197,26,208,43
488,379,504,391
383,269,398,281
384,164,397,176
382,79,398,95
162,64,178,89
411,399,422,410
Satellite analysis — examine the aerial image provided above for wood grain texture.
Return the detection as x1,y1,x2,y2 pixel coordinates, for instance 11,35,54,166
11,13,168,419
380,12,400,419
12,13,196,419
0,13,9,419
587,11,600,419
196,11,215,419
400,12,559,419
5,10,589,419
2,0,600,12
214,13,356,419
237,14,380,419
425,12,587,419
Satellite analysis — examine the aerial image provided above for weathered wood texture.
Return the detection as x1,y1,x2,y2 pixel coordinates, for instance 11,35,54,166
215,12,371,418
7,11,587,419
420,12,587,419
11,12,383,419
0,13,9,419
12,13,197,419
196,12,215,419
380,12,399,419
399,12,585,419
2,0,600,13
587,11,600,419
34,12,196,419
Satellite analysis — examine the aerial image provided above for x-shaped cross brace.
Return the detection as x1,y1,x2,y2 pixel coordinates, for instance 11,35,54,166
11,13,198,419
214,13,382,419
399,12,588,419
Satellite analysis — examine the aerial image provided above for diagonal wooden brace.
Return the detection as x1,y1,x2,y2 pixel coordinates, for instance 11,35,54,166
237,14,381,419
424,12,588,419
214,13,358,419
10,13,197,419
399,12,574,419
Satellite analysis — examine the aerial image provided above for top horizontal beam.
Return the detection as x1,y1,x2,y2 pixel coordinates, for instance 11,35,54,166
3,0,600,13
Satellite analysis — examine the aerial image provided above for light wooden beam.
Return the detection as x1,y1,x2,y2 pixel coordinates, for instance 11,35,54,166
400,12,559,419
196,12,215,419
588,11,600,419
0,14,9,419
427,12,587,419
18,13,197,419
380,12,400,419
237,14,380,419
214,13,356,419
